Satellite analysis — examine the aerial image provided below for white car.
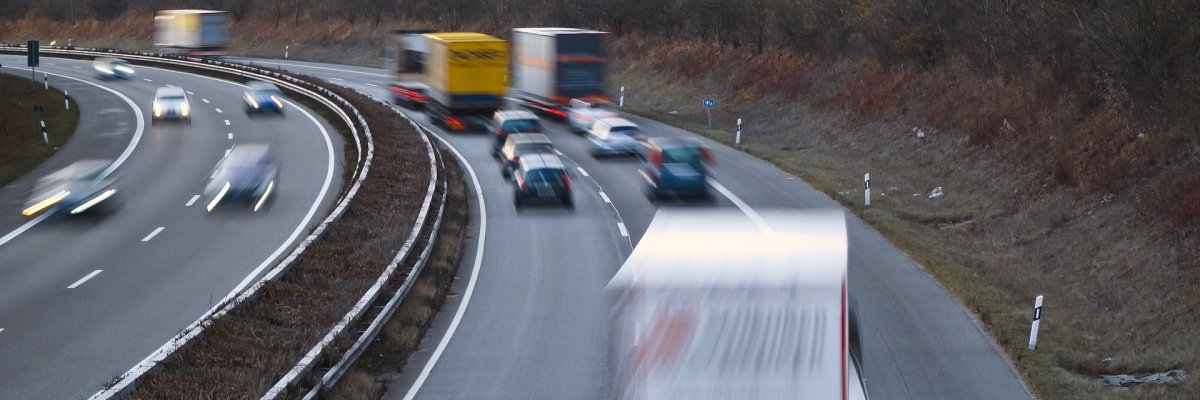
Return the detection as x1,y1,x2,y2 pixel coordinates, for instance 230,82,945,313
566,98,618,134
152,86,191,124
588,117,646,157
93,57,134,80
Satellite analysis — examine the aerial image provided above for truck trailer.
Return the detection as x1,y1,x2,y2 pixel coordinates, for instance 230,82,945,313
422,33,509,132
385,29,436,109
153,9,229,57
607,209,868,400
511,28,609,119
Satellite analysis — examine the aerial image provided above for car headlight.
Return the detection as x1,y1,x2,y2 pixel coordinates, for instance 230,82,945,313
153,101,162,117
245,94,259,108
21,190,70,216
180,101,190,117
94,65,113,74
115,65,134,75
270,95,284,109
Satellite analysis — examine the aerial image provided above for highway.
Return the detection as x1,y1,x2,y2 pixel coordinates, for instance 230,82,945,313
245,58,1033,400
0,55,343,399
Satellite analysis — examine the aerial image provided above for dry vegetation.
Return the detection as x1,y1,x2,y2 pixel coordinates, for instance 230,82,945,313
7,1,1200,398
128,80,435,398
0,73,79,184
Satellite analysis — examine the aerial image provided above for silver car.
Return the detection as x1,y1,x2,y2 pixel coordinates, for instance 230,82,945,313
588,117,646,157
152,86,192,124
204,144,279,212
21,160,119,217
93,57,135,80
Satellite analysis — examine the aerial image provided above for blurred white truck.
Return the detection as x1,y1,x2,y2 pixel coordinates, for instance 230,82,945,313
153,9,229,57
511,28,609,119
608,209,867,400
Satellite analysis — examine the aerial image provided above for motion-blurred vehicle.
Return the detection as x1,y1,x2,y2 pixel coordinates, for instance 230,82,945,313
588,117,645,157
21,160,118,217
566,98,618,134
93,57,135,80
153,9,229,57
607,209,867,400
640,137,714,200
512,154,572,207
511,28,609,119
422,33,508,132
491,109,543,154
243,81,286,116
152,86,191,124
203,144,278,212
385,29,435,109
498,133,555,179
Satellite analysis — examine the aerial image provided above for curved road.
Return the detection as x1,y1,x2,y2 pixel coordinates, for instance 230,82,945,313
253,58,1033,399
0,55,343,399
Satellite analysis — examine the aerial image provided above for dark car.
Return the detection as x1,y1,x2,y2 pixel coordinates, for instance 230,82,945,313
641,137,714,200
243,81,286,116
21,160,119,217
491,109,543,154
204,144,279,212
512,154,572,208
498,133,555,179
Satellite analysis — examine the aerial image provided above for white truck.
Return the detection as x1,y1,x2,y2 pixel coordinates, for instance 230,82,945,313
153,9,229,57
511,28,609,119
608,209,867,400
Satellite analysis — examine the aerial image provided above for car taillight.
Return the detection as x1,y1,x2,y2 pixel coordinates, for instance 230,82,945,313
446,117,465,131
560,172,572,191
517,175,528,191
548,108,567,118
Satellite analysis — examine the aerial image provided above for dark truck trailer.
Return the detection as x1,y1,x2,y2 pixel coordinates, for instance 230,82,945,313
511,28,608,119
385,29,435,109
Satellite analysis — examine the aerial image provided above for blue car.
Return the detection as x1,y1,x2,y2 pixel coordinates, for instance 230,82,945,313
204,144,279,212
640,137,714,200
243,81,286,116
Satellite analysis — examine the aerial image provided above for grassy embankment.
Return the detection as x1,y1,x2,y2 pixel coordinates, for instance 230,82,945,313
11,15,1199,399
0,73,79,184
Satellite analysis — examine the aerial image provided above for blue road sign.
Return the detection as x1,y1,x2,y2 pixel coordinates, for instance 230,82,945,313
703,98,715,108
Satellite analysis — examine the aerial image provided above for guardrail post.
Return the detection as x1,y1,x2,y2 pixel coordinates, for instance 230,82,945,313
64,90,69,110
863,173,871,209
1028,295,1044,350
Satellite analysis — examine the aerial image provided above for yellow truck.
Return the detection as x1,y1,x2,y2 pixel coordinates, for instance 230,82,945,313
422,33,509,132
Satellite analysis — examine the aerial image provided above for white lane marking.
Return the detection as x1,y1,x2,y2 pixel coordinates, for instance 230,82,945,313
201,98,210,103
227,132,233,140
403,118,488,400
165,84,176,87
0,328,4,334
257,61,391,77
709,180,774,234
0,68,144,248
215,108,223,113
224,119,230,126
186,91,195,95
617,222,629,237
68,270,103,289
329,77,345,81
141,227,164,242
554,149,565,156
185,194,200,207
91,68,338,400
72,65,81,69
576,167,590,177
225,148,231,156
142,78,153,82
599,191,612,203
364,83,378,87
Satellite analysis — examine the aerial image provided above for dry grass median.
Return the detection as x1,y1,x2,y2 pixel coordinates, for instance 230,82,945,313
0,73,79,184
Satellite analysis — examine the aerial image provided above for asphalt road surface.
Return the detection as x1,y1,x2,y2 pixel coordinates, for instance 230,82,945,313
0,55,343,399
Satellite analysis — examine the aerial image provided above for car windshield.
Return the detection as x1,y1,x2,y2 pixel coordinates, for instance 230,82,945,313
662,147,703,164
515,144,555,154
527,168,564,182
609,128,640,139
160,94,185,100
502,120,541,133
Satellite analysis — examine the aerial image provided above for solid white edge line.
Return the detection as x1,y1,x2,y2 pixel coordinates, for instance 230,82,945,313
185,194,200,207
364,83,378,87
708,180,774,234
90,65,338,400
617,222,629,237
402,121,487,400
576,166,589,177
599,191,611,203
141,227,164,242
68,269,104,289
330,77,345,81
0,67,144,248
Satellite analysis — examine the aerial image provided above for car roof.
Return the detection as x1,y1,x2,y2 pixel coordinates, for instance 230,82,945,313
506,133,552,145
495,109,538,122
518,154,566,171
246,81,279,91
650,136,706,148
156,86,186,96
597,117,637,129
225,144,272,164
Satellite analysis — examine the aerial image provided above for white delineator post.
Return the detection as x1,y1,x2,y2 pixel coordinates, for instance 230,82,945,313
64,90,69,110
40,120,48,144
619,86,625,108
285,45,289,59
43,73,48,90
1028,295,1044,350
863,173,871,209
735,118,743,146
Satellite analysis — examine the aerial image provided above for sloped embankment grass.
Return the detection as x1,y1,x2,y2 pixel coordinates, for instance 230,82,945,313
0,73,79,184
611,35,1199,399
